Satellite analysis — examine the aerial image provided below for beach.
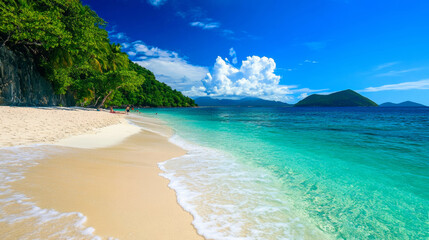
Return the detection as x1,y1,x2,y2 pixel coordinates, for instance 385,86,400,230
2,106,427,239
0,107,203,239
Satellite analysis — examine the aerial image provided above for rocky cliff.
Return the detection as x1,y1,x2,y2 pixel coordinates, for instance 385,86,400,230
0,46,74,106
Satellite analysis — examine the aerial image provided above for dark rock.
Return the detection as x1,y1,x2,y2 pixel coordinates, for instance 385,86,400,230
0,46,74,106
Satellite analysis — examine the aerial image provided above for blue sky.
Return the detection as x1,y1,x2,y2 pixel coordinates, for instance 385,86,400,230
83,0,429,104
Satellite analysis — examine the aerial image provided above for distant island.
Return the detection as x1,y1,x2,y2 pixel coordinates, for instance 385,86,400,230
194,97,292,107
295,89,378,107
379,101,427,107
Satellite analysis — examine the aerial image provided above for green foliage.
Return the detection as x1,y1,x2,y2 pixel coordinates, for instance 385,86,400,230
110,62,197,107
0,0,195,108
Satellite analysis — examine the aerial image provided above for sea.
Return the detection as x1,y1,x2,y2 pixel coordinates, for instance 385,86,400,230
140,107,429,240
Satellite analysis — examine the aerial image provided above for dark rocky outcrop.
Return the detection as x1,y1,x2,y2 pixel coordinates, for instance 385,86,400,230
0,46,74,106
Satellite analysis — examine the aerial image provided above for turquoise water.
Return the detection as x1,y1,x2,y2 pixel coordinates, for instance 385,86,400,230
141,107,429,239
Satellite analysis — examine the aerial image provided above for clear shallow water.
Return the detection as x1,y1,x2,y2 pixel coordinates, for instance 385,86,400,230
141,107,429,240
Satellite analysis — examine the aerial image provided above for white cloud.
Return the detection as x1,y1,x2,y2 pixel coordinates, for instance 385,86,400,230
359,79,429,92
304,59,318,64
178,8,240,39
110,32,128,40
129,42,208,91
185,56,294,102
190,21,220,29
127,51,136,56
298,93,308,100
229,48,238,64
291,87,329,94
223,29,234,35
375,68,422,77
121,42,130,49
147,0,167,7
375,62,399,71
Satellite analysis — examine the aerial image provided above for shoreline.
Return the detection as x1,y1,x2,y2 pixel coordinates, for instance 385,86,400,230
0,107,204,239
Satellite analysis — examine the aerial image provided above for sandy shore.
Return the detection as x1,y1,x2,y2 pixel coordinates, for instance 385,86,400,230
0,107,203,239
0,106,123,147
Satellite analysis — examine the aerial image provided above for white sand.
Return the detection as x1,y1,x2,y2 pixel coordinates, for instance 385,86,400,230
0,106,124,147
55,118,141,149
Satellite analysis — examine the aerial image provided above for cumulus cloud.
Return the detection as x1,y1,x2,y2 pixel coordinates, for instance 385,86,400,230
185,56,294,102
129,41,208,91
359,79,429,92
229,48,238,64
190,21,220,29
147,0,167,7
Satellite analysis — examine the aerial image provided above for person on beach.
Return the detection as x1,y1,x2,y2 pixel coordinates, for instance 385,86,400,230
126,106,130,115
110,106,115,113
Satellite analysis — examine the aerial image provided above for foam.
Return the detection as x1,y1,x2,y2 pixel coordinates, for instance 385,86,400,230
55,118,141,149
159,134,330,240
0,145,109,239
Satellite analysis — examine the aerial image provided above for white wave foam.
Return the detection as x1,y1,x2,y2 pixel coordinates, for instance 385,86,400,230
0,145,109,239
160,135,329,240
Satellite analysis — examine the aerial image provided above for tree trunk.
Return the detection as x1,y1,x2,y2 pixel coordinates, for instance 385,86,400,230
96,86,122,109
93,96,101,107
1,34,11,47
97,90,113,109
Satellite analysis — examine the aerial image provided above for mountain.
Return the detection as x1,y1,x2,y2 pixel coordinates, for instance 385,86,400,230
295,89,378,107
379,101,427,107
194,97,292,107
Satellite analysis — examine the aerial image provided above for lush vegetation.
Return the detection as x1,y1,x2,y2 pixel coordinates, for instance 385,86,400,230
295,89,378,107
110,61,196,107
0,0,196,108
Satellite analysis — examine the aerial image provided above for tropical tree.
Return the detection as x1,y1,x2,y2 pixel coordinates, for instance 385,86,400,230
0,0,195,108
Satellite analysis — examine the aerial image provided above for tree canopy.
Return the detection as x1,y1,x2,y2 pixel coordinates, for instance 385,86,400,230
0,0,196,108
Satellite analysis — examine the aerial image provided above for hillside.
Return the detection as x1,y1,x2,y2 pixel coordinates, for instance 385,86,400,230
379,101,426,107
295,89,378,107
0,0,194,108
195,97,292,107
110,61,196,107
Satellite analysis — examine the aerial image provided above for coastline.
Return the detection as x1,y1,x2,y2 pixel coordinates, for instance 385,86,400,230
0,107,203,239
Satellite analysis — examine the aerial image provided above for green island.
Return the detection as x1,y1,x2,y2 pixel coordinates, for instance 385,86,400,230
295,89,378,107
0,0,196,108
